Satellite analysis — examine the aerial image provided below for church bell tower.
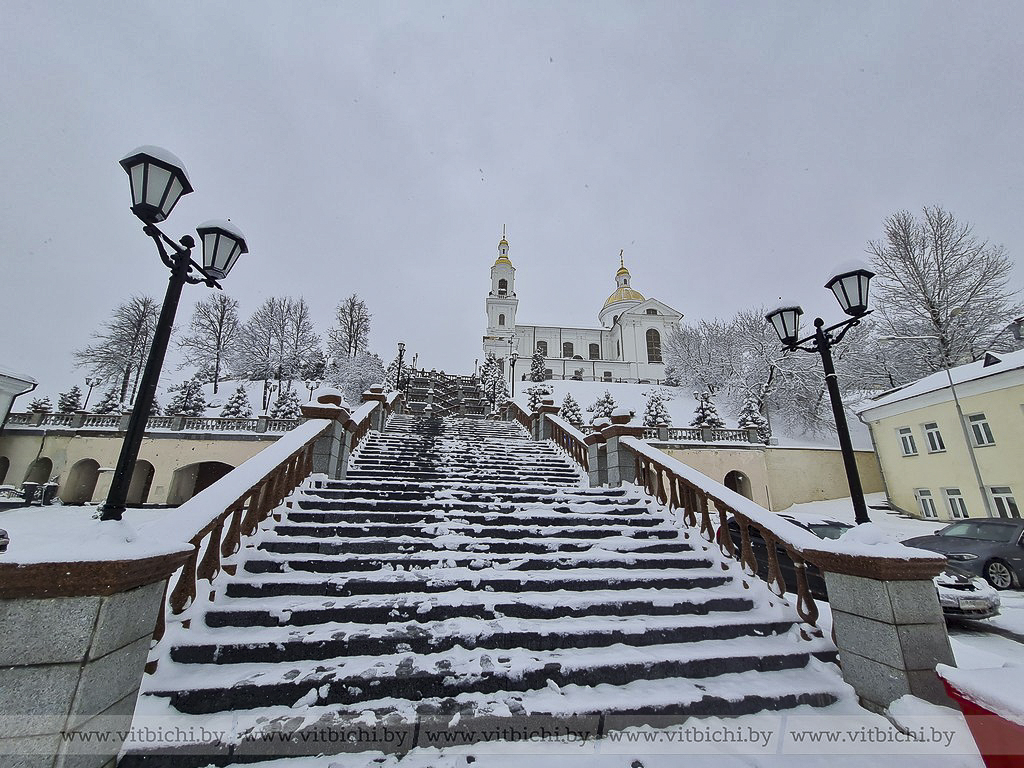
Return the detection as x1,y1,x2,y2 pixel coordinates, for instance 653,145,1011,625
485,228,518,338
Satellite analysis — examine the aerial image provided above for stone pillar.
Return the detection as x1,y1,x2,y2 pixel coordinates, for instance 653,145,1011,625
300,391,351,481
585,433,607,487
747,427,760,443
824,564,955,711
537,400,559,441
255,416,269,434
657,425,669,441
0,552,189,768
361,388,388,432
601,412,645,487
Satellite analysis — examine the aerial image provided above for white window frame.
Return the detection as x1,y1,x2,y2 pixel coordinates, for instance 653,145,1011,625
898,427,918,456
915,489,938,518
923,422,945,453
968,413,995,446
989,487,1021,519
943,488,969,519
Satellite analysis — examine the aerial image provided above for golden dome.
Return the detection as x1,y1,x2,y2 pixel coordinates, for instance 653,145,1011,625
603,286,645,309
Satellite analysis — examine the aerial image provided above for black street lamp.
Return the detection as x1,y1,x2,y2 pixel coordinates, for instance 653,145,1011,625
100,147,247,521
765,264,874,525
396,342,406,393
305,379,322,402
509,352,519,397
83,377,102,410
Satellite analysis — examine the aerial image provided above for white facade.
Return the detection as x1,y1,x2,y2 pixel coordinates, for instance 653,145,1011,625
482,236,683,382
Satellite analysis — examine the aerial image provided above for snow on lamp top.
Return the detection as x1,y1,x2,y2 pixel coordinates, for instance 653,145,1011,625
196,220,247,280
765,300,803,346
825,259,874,317
119,146,193,224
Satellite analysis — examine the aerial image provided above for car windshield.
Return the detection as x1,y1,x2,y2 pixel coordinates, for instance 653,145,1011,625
940,521,1018,542
804,522,854,540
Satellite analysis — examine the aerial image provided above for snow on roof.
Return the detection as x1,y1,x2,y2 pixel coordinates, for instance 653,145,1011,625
857,347,1024,414
121,145,192,184
0,365,37,386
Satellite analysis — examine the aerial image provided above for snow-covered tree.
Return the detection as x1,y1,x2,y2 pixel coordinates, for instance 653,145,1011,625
57,386,83,413
529,350,547,382
74,295,159,405
91,388,121,414
301,346,328,380
642,388,672,427
586,390,617,423
559,393,583,427
28,397,52,413
737,394,771,443
868,206,1024,379
269,387,302,419
382,352,408,393
166,378,207,417
690,390,726,429
330,350,385,405
525,383,553,412
231,296,321,385
480,352,509,410
328,294,372,360
178,293,240,394
220,384,253,418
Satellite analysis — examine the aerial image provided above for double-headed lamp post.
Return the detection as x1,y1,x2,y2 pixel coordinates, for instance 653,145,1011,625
765,264,875,525
396,342,406,393
100,147,248,521
509,352,519,397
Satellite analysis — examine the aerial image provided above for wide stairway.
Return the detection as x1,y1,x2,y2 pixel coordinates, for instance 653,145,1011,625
123,414,846,765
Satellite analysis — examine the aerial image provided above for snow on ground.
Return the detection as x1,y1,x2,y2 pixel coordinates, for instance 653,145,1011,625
512,379,873,450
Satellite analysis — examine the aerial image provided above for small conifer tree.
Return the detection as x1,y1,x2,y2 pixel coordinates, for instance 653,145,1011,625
690,390,726,429
529,350,547,382
586,390,617,423
91,388,121,414
28,397,52,413
166,379,207,417
481,352,509,409
525,383,553,412
220,384,254,418
737,394,771,443
269,387,302,419
57,386,83,413
642,388,672,427
559,393,584,427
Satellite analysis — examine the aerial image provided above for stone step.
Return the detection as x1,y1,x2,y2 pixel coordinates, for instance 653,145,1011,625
258,536,693,556
268,521,678,540
285,508,659,527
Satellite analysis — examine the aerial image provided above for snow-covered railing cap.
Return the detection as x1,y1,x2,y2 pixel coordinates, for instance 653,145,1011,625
610,407,634,424
591,417,611,429
310,387,347,408
825,258,873,284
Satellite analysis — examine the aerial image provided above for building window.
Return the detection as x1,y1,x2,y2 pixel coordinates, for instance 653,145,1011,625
968,414,995,446
944,489,969,519
498,278,508,296
498,314,505,326
924,422,945,453
898,427,917,456
562,342,574,358
646,308,657,315
543,368,553,380
616,341,621,358
646,329,662,363
536,341,547,356
915,489,938,519
990,487,1021,518
589,343,600,360
603,371,613,381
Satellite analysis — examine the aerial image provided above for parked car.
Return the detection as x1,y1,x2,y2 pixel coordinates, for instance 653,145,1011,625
903,518,1024,590
725,513,1001,620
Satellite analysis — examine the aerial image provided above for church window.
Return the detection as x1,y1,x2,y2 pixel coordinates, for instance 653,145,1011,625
646,309,657,315
536,341,548,356
603,371,613,381
544,368,553,379
646,329,662,363
498,314,505,326
562,342,574,358
498,278,508,296
589,343,600,359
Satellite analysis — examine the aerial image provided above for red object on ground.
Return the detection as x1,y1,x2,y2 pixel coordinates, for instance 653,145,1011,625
938,676,1024,768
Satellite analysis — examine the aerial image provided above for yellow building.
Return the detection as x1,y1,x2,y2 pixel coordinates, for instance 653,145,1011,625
857,350,1024,521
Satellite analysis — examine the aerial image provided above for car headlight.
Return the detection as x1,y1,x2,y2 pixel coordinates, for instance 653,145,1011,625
947,553,979,561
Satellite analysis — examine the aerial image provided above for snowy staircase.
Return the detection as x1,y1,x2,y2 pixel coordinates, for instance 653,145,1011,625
123,415,846,765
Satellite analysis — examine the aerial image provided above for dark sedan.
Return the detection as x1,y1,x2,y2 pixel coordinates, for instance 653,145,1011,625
903,519,1024,590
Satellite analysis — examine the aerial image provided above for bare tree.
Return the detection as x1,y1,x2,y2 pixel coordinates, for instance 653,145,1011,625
178,293,240,394
281,297,322,381
868,206,1023,379
74,295,159,405
329,294,372,360
231,296,321,394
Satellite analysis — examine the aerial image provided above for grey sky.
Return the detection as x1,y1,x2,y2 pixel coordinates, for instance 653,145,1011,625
2,1,1022,398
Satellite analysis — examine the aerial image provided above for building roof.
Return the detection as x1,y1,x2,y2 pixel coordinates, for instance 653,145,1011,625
857,347,1024,415
602,285,646,309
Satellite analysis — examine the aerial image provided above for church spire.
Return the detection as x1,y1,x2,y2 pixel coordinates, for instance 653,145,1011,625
495,227,512,264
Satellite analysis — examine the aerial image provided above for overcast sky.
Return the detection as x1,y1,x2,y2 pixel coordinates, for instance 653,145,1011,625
2,1,1023,399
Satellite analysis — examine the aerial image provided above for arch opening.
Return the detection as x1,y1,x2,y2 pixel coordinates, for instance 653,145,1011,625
62,459,101,504
167,461,234,506
724,470,752,500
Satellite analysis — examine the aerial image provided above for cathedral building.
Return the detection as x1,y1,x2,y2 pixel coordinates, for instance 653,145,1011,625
482,234,683,382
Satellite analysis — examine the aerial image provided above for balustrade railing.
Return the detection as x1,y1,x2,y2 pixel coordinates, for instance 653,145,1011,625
6,412,300,435
641,425,761,444
546,413,589,471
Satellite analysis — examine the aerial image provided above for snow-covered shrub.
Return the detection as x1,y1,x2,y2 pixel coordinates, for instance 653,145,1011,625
269,387,302,419
529,351,547,382
690,390,725,429
28,397,52,413
166,379,207,417
586,390,617,424
526,383,553,412
642,388,672,427
57,386,83,413
220,384,254,418
737,394,771,442
559,393,584,427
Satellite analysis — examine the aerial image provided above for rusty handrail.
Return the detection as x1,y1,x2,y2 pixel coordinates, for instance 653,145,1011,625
545,413,589,472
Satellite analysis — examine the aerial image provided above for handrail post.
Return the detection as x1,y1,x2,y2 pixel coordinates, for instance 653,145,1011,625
537,398,559,441
600,412,645,487
300,390,351,480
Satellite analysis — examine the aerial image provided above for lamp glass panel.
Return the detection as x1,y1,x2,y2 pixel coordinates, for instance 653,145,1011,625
163,177,184,215
221,244,242,277
144,165,171,208
130,163,146,207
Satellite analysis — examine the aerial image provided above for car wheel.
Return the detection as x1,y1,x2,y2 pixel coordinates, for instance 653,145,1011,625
984,560,1014,590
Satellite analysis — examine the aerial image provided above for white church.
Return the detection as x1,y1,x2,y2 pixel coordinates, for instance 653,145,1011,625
483,234,683,383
